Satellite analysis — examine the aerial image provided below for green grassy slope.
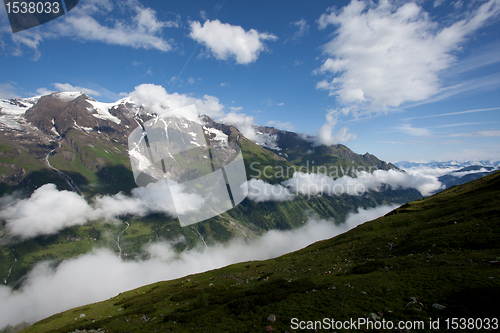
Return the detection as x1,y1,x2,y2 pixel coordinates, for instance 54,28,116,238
22,171,500,333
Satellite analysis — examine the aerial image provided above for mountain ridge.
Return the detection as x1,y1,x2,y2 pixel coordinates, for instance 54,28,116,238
1,92,403,194
0,92,424,295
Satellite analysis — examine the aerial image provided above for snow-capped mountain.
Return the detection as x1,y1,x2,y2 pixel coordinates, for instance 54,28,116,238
0,92,243,192
0,91,418,201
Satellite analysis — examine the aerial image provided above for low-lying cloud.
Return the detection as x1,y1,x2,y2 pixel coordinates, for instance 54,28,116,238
0,181,206,240
0,167,440,240
246,169,442,203
0,204,398,329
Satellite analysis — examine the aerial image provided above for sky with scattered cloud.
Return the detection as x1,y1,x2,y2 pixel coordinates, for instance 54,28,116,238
1,0,499,162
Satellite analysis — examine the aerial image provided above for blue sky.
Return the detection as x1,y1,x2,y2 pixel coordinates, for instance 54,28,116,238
1,0,499,162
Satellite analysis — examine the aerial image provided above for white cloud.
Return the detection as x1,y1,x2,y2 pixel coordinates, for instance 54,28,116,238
434,0,445,7
0,184,90,239
401,165,461,178
0,205,397,328
283,170,442,197
229,106,242,112
314,109,356,146
189,19,278,64
315,0,500,109
128,84,225,120
58,0,175,51
0,180,205,240
284,19,310,44
6,0,176,58
52,83,100,97
245,168,442,203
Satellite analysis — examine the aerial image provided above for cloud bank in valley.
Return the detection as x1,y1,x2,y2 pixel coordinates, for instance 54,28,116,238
0,165,440,240
0,204,398,329
246,169,442,203
0,181,205,240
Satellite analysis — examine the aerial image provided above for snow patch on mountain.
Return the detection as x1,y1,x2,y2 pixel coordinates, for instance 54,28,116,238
204,127,228,146
0,97,40,131
0,97,38,116
54,91,83,101
86,99,122,124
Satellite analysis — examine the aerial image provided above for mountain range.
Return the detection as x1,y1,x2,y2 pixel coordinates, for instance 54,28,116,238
0,92,422,292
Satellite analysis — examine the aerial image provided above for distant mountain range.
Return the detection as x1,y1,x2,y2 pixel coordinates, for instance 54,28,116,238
395,160,500,190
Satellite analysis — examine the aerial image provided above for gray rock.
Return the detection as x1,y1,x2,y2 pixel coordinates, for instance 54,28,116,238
432,303,446,310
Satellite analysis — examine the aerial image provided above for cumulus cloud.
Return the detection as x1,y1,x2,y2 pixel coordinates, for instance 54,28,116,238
128,83,225,120
401,165,460,178
0,181,205,240
0,204,397,328
314,109,356,146
0,184,91,239
189,19,278,64
315,0,500,109
9,31,42,60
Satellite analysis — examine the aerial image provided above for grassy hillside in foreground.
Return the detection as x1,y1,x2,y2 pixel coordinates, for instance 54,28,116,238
21,171,500,332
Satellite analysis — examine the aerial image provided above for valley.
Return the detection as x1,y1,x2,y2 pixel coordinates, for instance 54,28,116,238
19,169,500,333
